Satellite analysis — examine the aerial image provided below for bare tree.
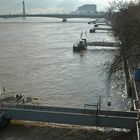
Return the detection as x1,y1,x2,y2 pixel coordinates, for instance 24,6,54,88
106,0,140,82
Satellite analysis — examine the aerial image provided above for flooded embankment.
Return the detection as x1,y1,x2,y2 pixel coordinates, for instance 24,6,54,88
0,18,131,139
0,120,133,140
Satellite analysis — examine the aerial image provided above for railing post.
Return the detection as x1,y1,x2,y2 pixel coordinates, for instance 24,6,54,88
96,96,101,126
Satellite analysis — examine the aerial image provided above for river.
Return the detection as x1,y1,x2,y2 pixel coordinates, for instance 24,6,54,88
0,17,131,140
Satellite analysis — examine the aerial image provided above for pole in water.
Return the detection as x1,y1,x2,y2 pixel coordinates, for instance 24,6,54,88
3,87,5,93
108,101,111,111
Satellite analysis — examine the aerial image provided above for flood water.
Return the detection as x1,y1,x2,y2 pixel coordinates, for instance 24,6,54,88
0,18,131,140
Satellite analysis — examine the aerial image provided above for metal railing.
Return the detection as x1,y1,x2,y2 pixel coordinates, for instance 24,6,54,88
84,96,101,110
84,96,101,126
132,80,139,101
0,92,18,100
136,121,140,140
126,61,140,140
1,97,102,116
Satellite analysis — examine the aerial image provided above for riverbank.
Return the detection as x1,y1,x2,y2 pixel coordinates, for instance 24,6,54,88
110,2,140,139
0,120,133,140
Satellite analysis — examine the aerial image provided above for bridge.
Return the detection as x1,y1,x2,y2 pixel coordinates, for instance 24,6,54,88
0,13,105,19
0,1,106,22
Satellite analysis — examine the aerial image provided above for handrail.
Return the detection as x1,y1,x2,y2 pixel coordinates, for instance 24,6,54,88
84,96,101,110
0,92,21,100
133,80,139,100
133,100,137,111
127,61,139,100
136,121,140,140
84,104,97,110
128,65,132,81
84,96,101,126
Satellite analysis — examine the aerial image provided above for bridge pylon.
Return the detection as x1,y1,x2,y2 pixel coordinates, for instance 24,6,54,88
22,1,26,17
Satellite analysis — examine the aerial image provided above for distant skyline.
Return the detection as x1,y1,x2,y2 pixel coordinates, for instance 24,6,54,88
0,0,132,14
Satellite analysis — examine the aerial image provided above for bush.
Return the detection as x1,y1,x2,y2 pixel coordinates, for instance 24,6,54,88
107,1,140,80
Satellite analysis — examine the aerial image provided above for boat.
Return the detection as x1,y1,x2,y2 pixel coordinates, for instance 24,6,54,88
88,20,96,24
62,18,67,22
94,24,98,27
89,28,95,33
73,39,87,52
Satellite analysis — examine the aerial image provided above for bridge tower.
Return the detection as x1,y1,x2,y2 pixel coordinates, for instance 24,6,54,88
22,1,26,16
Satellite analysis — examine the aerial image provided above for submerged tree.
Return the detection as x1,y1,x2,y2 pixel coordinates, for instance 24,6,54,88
106,0,140,82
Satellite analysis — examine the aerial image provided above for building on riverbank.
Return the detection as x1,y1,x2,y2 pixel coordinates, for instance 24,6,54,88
71,4,97,14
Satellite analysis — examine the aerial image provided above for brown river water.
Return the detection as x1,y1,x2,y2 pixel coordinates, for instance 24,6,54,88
0,17,131,140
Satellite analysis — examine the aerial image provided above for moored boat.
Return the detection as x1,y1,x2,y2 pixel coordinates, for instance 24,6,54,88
94,24,98,27
89,28,95,33
73,39,87,52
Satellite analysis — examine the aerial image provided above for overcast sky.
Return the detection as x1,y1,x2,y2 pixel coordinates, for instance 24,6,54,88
0,0,114,13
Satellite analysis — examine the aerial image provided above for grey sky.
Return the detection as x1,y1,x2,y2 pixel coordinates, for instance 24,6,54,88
0,0,111,13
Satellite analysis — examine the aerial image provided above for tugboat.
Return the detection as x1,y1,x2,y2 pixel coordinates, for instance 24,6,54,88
73,39,87,52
